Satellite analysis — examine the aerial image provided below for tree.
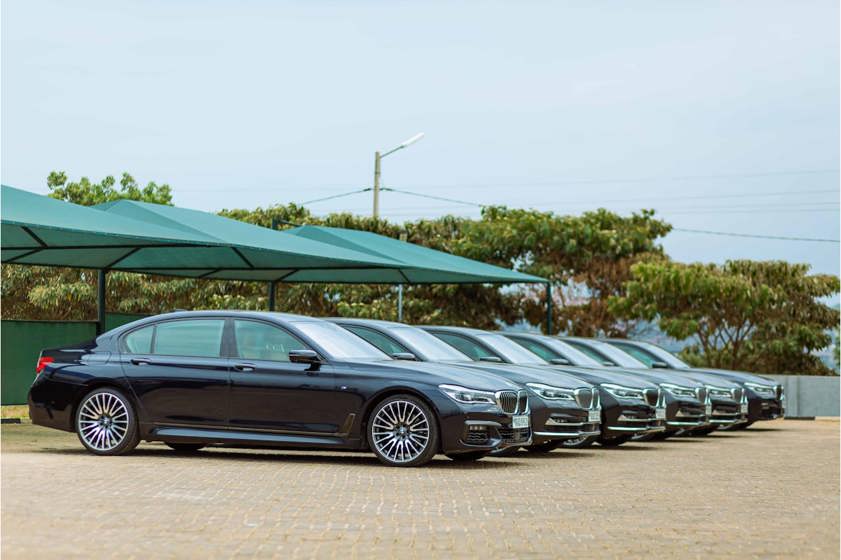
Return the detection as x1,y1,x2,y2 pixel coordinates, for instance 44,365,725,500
47,171,172,205
610,260,840,375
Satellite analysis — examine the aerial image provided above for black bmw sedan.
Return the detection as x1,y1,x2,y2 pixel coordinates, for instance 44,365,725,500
328,318,602,453
28,311,532,467
601,338,785,428
420,326,666,447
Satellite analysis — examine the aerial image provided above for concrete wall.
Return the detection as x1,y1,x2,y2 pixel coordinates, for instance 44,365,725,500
765,375,840,417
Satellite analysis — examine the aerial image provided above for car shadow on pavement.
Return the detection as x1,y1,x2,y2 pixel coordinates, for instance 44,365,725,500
33,447,520,470
495,451,595,460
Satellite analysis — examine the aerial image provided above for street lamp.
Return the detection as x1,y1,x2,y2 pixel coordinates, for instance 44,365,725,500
373,132,424,218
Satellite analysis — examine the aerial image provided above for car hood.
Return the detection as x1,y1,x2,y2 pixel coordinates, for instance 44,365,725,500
542,365,660,389
434,360,595,390
346,359,522,392
685,368,776,386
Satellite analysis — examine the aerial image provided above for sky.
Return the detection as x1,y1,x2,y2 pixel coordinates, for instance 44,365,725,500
2,0,839,277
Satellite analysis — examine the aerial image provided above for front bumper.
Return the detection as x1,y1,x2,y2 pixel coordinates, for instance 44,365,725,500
664,400,707,429
709,400,745,426
437,396,533,454
603,404,666,435
530,401,601,444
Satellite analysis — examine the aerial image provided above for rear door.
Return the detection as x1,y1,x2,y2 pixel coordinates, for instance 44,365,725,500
227,319,350,435
119,318,229,427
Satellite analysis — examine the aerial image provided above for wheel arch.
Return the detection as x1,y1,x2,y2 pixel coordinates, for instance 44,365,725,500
360,387,444,453
71,379,141,433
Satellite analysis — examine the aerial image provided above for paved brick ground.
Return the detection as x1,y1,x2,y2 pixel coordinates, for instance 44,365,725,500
1,419,838,559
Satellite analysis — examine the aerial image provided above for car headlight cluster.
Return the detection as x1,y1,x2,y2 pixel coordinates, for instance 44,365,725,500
707,386,735,399
439,384,497,405
744,382,776,397
526,383,575,401
601,383,644,401
660,383,696,398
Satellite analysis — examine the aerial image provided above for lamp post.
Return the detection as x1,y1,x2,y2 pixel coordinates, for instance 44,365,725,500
372,132,424,218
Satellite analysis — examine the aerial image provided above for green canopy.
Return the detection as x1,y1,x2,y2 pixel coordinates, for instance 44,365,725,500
283,225,546,284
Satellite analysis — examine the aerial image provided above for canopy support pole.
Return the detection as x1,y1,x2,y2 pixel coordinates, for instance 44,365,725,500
97,270,107,335
397,284,404,322
268,282,276,311
545,283,553,335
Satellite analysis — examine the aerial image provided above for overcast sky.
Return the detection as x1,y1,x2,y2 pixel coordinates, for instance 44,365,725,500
2,0,839,276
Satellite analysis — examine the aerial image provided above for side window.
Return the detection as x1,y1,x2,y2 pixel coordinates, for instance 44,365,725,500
234,320,309,362
612,343,657,367
153,319,225,358
431,333,489,361
510,338,558,361
566,341,613,365
344,326,409,356
123,325,153,354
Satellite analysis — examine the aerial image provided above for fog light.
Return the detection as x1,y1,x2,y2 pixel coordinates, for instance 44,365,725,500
468,425,487,432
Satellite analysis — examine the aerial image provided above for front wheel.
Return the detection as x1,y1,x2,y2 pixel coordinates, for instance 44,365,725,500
76,388,139,455
368,395,439,467
560,435,596,449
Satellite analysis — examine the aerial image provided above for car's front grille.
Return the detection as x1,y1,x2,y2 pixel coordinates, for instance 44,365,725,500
496,390,528,414
643,388,659,407
775,385,784,400
497,427,531,444
732,388,743,401
695,387,707,403
574,388,593,409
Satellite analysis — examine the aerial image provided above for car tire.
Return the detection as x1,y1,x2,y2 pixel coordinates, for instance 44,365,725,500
525,441,561,453
368,394,439,467
75,387,140,456
165,443,206,453
560,435,596,449
597,434,633,447
446,451,487,462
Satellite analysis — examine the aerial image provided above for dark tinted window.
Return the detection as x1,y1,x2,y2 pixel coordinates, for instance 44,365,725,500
153,319,225,358
610,342,658,367
123,326,153,354
344,326,409,356
429,332,491,361
234,320,309,362
565,340,613,364
509,337,559,361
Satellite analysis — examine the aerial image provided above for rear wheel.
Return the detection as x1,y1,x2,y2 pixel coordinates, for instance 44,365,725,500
446,451,487,462
75,388,139,456
368,395,439,467
165,443,206,453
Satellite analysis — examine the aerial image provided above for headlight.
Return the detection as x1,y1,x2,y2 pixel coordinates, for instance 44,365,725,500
744,382,776,397
526,383,575,401
439,384,497,405
601,383,645,401
660,383,697,398
707,386,735,399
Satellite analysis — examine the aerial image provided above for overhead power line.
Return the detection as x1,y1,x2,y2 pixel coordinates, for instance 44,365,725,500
301,188,371,205
672,228,840,243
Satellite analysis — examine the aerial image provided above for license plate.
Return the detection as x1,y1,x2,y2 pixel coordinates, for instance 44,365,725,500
511,415,530,429
705,404,713,416
740,403,749,414
588,409,601,423
655,407,667,420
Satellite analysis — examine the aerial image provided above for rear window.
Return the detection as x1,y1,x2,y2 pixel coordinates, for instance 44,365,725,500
123,326,153,353
123,319,225,358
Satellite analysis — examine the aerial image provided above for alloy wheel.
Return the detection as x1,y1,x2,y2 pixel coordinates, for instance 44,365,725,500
77,391,130,452
371,400,431,464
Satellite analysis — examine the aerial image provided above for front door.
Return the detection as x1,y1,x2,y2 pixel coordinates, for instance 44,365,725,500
227,319,349,435
119,318,229,427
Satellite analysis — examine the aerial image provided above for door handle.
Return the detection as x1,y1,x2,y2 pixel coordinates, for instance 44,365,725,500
130,358,151,366
233,363,255,372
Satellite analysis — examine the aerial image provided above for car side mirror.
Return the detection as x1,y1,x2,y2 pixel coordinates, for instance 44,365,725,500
651,361,669,369
391,352,418,361
289,349,321,365
479,356,503,363
549,358,571,365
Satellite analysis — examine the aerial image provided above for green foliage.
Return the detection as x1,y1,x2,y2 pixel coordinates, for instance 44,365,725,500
611,260,840,375
47,171,173,206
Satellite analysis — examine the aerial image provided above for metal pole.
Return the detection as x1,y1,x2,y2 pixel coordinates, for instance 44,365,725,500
545,283,553,335
268,282,276,311
397,285,404,322
373,151,381,219
97,270,107,335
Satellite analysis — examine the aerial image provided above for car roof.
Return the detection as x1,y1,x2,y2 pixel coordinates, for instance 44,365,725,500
419,325,492,336
324,317,406,328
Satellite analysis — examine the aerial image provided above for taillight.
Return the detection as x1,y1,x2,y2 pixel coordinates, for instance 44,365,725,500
36,356,54,374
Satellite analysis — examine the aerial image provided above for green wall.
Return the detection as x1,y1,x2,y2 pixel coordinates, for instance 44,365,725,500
1,314,146,405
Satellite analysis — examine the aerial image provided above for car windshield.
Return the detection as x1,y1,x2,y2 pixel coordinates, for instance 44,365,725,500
477,333,549,365
540,338,604,367
293,321,391,361
579,340,648,368
389,327,471,361
628,341,691,369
